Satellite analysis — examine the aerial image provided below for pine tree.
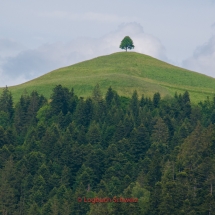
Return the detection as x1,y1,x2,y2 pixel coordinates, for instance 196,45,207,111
0,158,16,214
151,117,169,145
51,196,59,215
14,94,30,134
61,199,71,215
105,86,115,107
88,190,110,215
28,202,41,215
153,92,161,108
131,124,150,161
0,86,14,120
182,91,191,118
50,85,70,115
26,91,46,126
30,175,46,206
73,182,89,215
87,121,101,145
129,90,139,125
0,126,6,147
85,149,105,184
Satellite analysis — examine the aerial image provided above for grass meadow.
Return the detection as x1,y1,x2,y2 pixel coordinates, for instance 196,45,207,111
2,52,215,103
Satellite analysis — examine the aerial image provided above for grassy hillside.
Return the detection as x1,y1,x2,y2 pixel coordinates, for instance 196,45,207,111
3,52,215,103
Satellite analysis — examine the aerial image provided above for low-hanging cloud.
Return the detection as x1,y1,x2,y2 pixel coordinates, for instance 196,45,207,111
0,23,167,86
0,39,25,58
182,36,215,78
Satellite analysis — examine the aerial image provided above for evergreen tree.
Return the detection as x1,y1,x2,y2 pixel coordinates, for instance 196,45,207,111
28,202,41,215
1,85,215,214
151,117,169,145
50,85,71,115
87,190,110,215
87,121,101,145
73,182,89,215
129,90,139,125
131,124,150,161
182,91,192,118
92,84,102,102
0,126,6,147
14,94,31,134
0,86,14,120
153,92,161,108
0,158,16,214
105,86,115,106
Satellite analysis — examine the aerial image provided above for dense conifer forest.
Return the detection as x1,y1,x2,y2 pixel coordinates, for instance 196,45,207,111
1,84,215,214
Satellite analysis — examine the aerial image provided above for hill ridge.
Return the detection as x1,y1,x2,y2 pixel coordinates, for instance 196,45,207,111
2,52,215,103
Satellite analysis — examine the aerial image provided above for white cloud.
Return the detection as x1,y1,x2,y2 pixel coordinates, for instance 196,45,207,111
0,23,167,86
183,36,215,77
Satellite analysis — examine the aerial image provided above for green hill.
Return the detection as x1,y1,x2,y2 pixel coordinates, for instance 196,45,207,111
3,52,215,103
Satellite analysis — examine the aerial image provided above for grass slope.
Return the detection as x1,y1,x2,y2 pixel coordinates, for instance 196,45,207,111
3,52,215,103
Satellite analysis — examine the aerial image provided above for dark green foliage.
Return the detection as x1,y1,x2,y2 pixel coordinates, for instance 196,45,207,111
151,117,169,144
130,124,150,161
14,91,46,136
0,86,14,121
28,202,41,215
153,92,161,108
27,91,46,125
0,158,17,214
1,86,215,214
13,95,28,137
50,85,75,115
129,90,139,125
105,86,115,106
87,122,101,145
182,91,192,118
0,126,6,147
119,36,135,52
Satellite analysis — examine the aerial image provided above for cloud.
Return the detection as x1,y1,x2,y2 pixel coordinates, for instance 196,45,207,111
39,11,136,23
0,23,167,86
0,39,25,58
212,22,215,34
182,36,215,78
0,39,27,86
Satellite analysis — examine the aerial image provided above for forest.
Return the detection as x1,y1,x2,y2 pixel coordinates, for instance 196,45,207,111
0,84,215,215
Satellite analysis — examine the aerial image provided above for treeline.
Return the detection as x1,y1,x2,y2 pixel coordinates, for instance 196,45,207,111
0,85,215,214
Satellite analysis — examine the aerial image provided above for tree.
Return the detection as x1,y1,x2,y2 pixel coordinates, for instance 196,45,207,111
28,202,41,215
0,86,14,120
119,36,135,52
151,118,169,145
130,90,139,120
50,85,71,115
153,92,161,108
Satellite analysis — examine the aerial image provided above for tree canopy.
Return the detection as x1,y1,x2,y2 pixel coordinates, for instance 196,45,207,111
1,85,215,214
119,36,135,52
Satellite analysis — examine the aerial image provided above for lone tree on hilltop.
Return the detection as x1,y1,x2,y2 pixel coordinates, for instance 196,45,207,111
119,36,135,52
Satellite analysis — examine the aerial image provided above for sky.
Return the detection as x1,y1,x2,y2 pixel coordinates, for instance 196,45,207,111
0,0,215,86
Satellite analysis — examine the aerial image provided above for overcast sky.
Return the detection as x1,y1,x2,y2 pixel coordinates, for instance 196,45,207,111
0,0,215,86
